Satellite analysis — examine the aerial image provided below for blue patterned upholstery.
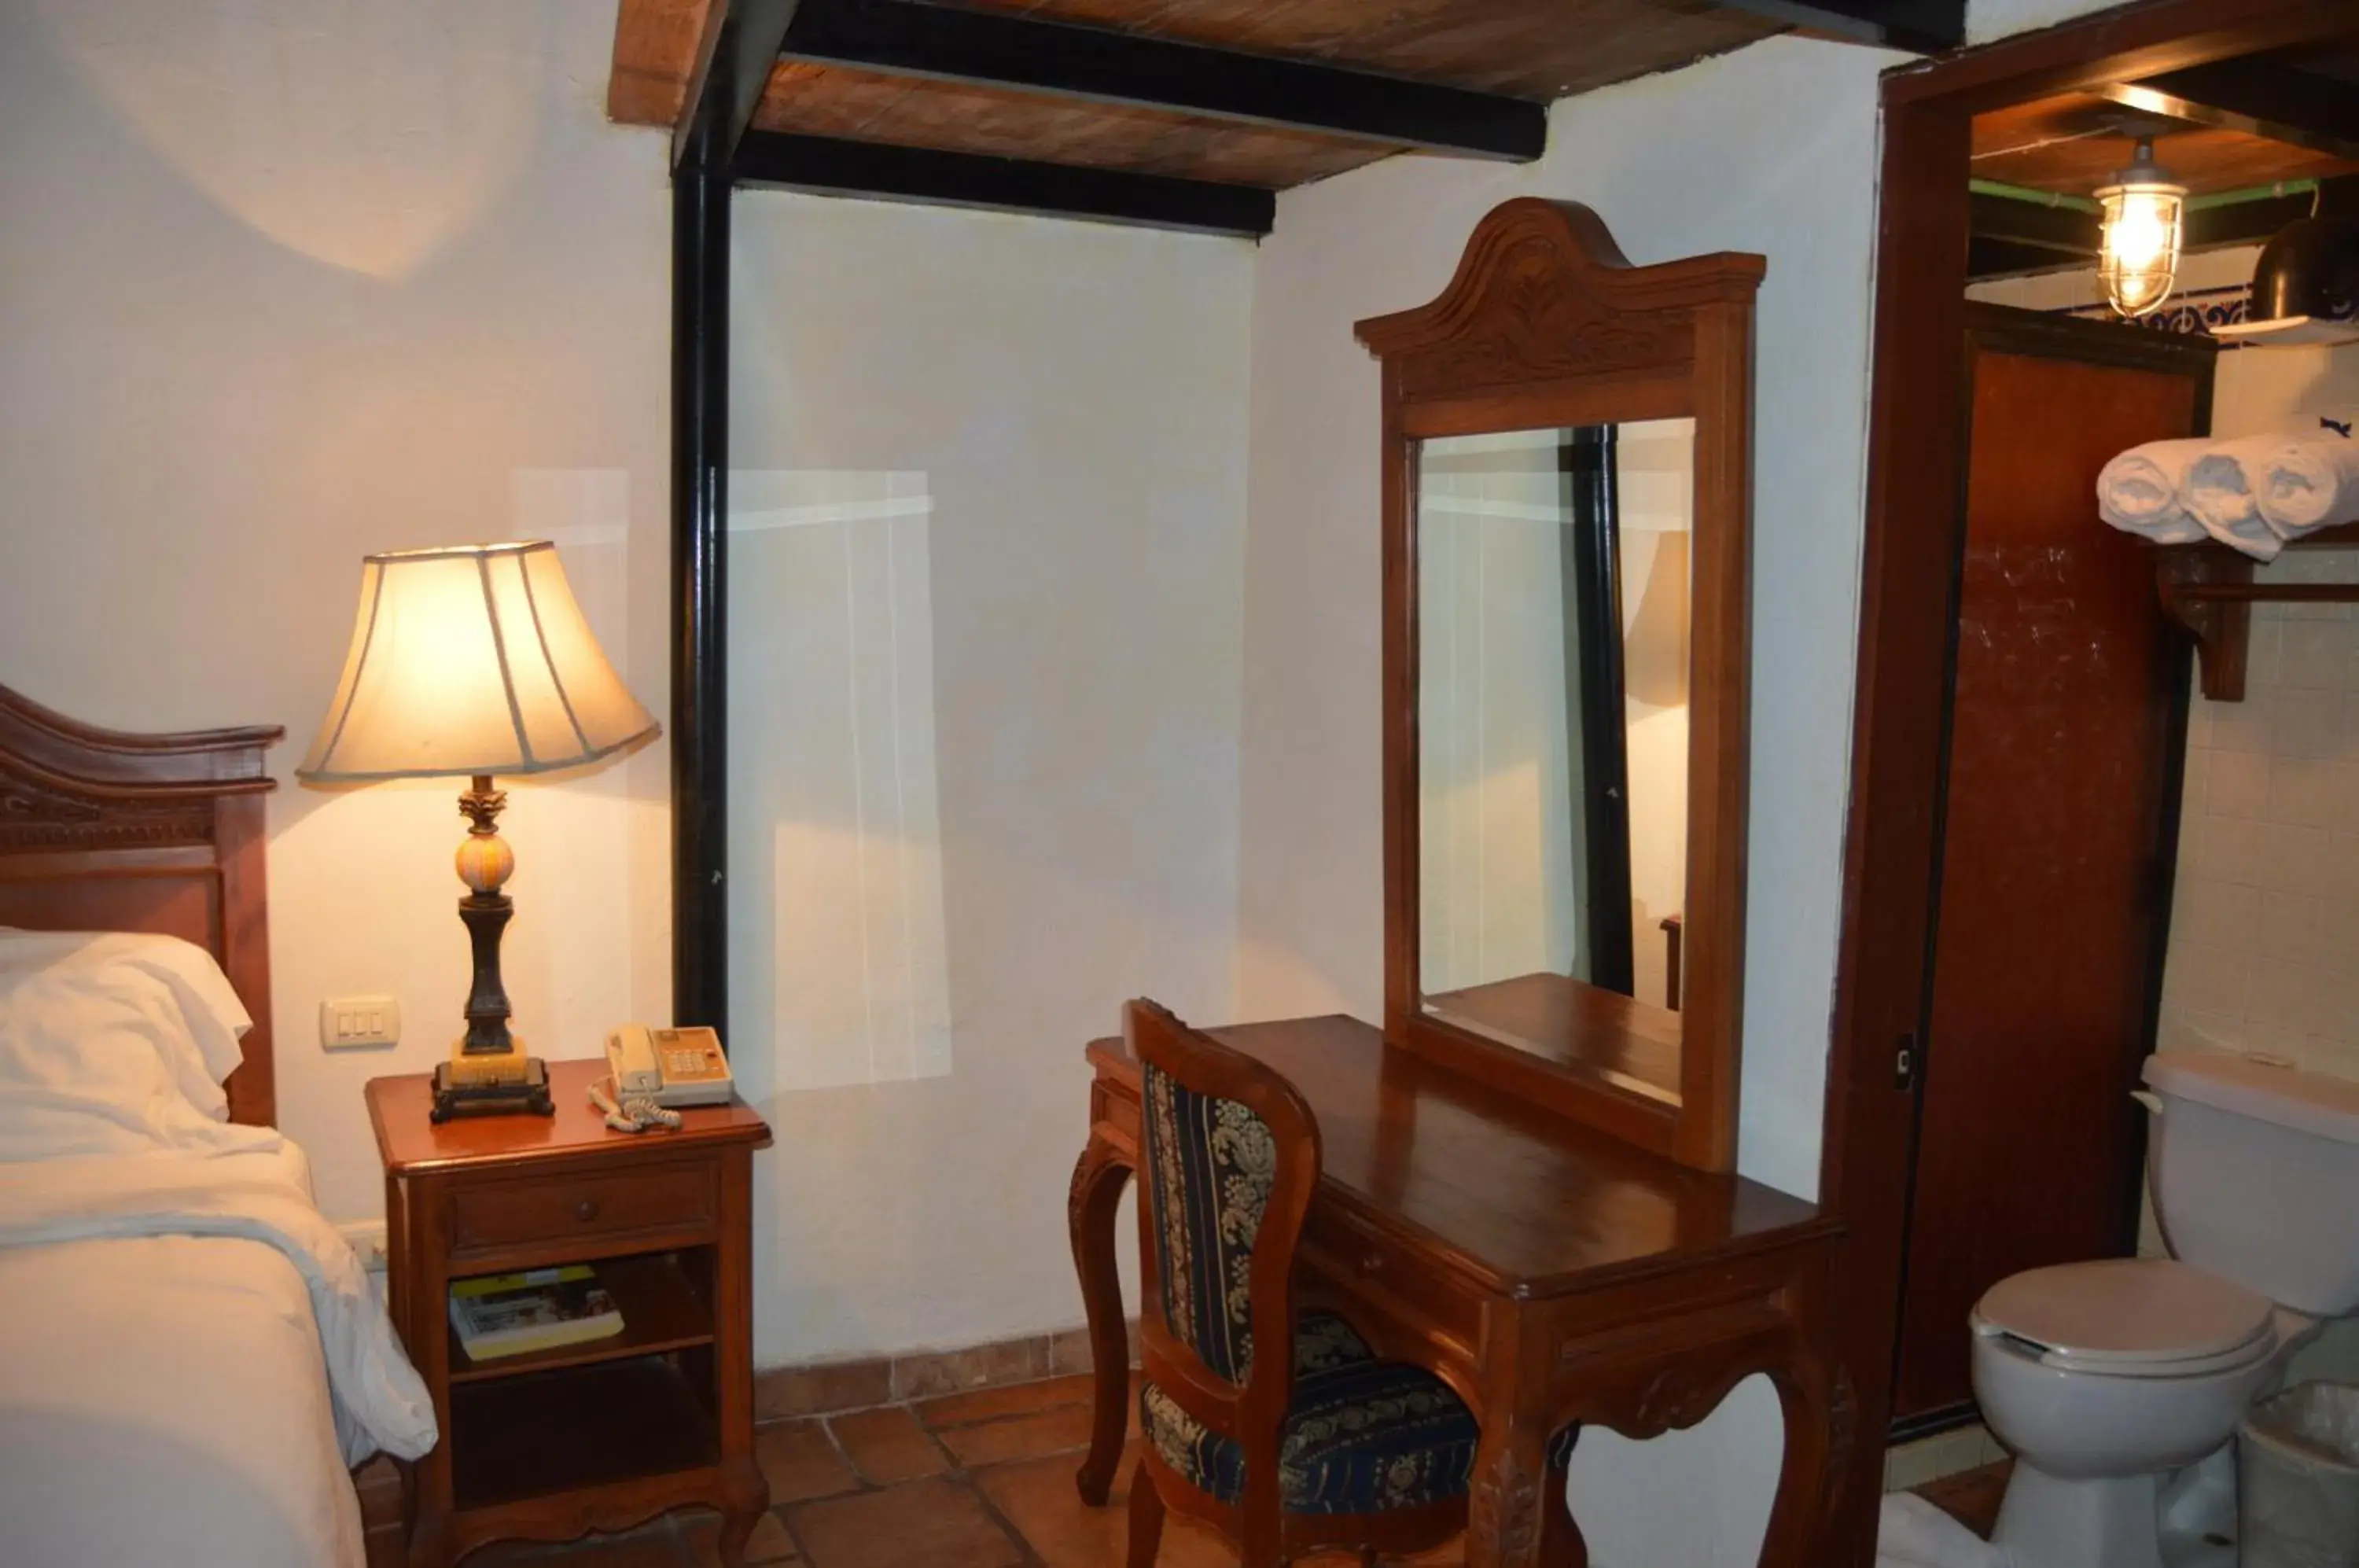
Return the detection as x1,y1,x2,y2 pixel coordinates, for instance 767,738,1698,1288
1139,1312,1583,1516
1142,1060,1278,1383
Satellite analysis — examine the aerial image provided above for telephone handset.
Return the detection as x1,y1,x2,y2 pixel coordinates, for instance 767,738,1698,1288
604,1024,735,1108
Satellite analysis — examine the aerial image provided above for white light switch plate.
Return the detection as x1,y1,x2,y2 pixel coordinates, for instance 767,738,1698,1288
320,995,400,1050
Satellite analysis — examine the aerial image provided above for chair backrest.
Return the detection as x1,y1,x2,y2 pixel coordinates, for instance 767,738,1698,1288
1128,997,1322,1486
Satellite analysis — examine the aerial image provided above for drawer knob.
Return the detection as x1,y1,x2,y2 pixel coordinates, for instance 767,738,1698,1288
574,1198,601,1223
1360,1251,1384,1276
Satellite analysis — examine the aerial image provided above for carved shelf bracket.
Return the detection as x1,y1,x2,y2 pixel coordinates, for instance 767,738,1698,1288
2151,532,2359,704
2153,546,2254,703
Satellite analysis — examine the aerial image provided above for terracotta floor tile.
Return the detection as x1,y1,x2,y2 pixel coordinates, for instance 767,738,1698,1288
679,1508,799,1566
937,1401,1101,1468
976,1443,1239,1568
789,1477,1025,1568
463,1522,689,1567
756,1418,861,1504
829,1404,952,1485
919,1371,1097,1428
1915,1458,2011,1540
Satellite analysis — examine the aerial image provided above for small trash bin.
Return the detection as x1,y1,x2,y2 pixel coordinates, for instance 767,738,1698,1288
2241,1380,2359,1568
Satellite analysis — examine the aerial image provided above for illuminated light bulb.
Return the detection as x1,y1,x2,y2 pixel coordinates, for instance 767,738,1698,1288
2096,140,2187,320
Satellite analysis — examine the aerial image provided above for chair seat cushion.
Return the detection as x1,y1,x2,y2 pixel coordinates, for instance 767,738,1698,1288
1141,1311,1583,1518
1143,1348,1478,1515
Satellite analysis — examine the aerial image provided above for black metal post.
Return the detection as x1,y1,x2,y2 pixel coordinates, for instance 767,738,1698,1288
672,161,731,1033
1562,425,1636,999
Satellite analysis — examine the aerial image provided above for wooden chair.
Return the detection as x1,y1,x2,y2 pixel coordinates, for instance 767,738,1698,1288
1124,998,1582,1566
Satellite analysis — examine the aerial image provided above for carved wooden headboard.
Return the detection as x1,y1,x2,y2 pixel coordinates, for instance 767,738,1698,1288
0,684,283,1125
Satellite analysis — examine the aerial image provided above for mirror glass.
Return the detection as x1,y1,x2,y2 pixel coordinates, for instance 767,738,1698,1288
1415,418,1694,1104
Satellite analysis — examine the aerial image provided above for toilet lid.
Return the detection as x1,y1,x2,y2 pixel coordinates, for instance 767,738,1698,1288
1972,1259,2276,1373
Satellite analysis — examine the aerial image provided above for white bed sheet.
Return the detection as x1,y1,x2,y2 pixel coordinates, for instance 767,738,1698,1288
0,1228,365,1568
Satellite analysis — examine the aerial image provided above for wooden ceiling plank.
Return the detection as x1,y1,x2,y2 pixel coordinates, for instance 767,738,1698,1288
677,0,806,174
775,0,1547,159
732,128,1276,234
2101,57,2359,164
1708,0,1961,53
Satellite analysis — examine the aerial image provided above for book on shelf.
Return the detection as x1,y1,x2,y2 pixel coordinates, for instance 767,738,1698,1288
448,1264,625,1362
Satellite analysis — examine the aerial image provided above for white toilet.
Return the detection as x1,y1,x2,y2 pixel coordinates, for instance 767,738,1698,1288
1968,1050,2359,1568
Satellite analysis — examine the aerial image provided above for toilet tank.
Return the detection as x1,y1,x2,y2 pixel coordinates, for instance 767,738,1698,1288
2144,1051,2359,1317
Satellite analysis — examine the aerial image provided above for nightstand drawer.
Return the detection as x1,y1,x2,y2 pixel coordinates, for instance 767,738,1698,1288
451,1161,716,1256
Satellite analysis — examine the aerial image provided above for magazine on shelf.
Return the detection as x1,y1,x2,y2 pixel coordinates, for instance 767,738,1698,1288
448,1264,624,1362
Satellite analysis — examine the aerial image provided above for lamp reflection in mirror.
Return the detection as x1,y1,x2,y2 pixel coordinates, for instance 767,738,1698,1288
297,541,658,1121
2097,140,2186,320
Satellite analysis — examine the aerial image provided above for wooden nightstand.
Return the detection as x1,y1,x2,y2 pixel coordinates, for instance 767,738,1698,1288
368,1057,772,1567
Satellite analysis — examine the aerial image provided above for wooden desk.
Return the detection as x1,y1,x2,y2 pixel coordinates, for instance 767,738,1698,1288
1068,1016,1847,1567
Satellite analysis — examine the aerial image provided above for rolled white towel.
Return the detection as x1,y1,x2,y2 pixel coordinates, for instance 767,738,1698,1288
2254,430,2359,537
2099,439,2208,534
2185,438,2287,561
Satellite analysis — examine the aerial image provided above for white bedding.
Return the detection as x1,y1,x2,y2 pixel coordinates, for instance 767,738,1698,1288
0,932,436,1568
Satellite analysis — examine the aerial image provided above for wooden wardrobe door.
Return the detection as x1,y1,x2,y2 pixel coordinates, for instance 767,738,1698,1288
1890,306,2215,1428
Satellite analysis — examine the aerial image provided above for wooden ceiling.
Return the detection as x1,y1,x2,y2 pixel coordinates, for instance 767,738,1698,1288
1972,94,2359,199
609,0,1945,234
1966,35,2359,282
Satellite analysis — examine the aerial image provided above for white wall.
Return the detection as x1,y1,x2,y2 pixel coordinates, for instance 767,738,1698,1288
1967,0,2125,45
0,0,676,1224
724,195,1253,1360
1235,34,1901,1566
0,0,1258,1375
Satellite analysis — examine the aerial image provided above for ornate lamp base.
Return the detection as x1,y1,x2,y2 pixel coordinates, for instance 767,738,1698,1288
426,775,555,1124
431,1055,554,1123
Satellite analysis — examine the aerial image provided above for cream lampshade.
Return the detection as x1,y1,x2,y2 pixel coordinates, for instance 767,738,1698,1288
299,541,658,1121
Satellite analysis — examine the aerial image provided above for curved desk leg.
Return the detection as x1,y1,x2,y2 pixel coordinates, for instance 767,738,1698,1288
1757,1347,1838,1567
1069,1132,1133,1506
1543,1429,1588,1568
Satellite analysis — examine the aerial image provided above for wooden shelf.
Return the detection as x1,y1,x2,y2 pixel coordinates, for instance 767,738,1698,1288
451,1356,719,1512
448,1252,714,1385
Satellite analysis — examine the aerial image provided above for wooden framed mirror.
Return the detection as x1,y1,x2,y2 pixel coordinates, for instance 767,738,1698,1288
1356,198,1761,1172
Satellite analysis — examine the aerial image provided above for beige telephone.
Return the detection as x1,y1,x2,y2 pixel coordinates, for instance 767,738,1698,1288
604,1025,736,1109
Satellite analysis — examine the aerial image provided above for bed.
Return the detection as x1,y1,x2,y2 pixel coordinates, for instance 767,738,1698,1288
0,683,427,1568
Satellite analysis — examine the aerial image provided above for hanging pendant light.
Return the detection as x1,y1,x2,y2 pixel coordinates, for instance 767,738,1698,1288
2096,139,2188,319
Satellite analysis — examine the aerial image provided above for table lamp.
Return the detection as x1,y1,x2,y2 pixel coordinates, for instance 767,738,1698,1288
298,541,658,1121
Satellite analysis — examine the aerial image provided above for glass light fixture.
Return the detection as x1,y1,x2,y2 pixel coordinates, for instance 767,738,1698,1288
2096,139,2187,319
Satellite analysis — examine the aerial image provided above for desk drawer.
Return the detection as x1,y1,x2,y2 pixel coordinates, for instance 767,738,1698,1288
451,1161,716,1257
1300,1201,1482,1355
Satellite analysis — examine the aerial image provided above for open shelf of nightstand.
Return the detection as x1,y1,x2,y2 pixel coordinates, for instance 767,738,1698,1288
447,1251,716,1385
450,1355,719,1511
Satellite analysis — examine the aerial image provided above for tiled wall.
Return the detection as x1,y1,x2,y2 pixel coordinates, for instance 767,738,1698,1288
2157,553,2359,1389
2162,550,2359,1083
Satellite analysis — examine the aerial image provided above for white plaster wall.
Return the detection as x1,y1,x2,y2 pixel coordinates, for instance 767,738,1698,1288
1235,34,1901,1566
1967,0,2126,46
0,0,1257,1375
0,0,676,1224
723,195,1253,1360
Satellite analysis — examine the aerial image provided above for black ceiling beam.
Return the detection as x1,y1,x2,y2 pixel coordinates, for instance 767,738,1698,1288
1710,0,1963,53
775,0,1544,161
1965,176,2359,282
1969,192,2099,254
734,131,1275,237
2101,57,2359,164
675,0,803,175
1967,237,2077,282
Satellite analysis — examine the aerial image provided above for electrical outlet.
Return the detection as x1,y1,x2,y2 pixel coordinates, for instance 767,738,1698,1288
339,1220,389,1272
319,996,400,1050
